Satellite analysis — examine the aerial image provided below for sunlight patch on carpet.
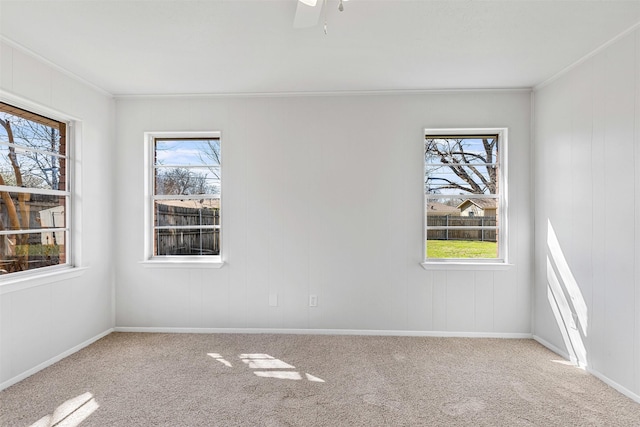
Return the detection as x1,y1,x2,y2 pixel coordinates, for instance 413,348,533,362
208,352,325,382
551,359,576,366
240,354,295,370
254,371,303,380
305,373,325,383
207,353,233,367
30,392,99,427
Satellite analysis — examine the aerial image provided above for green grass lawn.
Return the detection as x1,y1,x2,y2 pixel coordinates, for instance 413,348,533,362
427,240,498,259
15,244,60,257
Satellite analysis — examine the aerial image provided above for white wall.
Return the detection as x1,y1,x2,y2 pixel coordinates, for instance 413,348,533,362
115,91,532,334
0,40,115,388
533,28,640,398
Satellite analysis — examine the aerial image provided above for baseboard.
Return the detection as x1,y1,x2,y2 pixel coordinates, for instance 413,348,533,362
533,335,640,404
114,326,532,339
532,335,574,361
586,367,640,404
0,328,114,392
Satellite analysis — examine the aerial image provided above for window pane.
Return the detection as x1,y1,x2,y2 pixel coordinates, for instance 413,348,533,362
425,164,498,195
0,149,66,191
151,135,221,259
425,137,498,195
425,137,497,165
0,193,66,230
155,167,220,195
154,200,220,227
155,139,220,167
155,228,220,256
0,103,70,275
425,197,498,215
425,132,503,261
426,223,497,242
0,103,63,155
425,196,499,259
426,239,498,259
0,231,66,274
0,109,66,191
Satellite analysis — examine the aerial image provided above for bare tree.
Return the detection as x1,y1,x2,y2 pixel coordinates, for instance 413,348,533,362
156,167,215,196
197,139,221,180
12,118,61,189
425,137,497,195
0,118,31,271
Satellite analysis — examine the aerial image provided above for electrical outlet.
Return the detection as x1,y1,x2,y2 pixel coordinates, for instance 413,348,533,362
309,295,318,307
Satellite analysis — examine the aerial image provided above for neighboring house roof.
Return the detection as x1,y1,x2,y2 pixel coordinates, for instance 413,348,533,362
426,201,460,214
157,199,220,209
457,199,497,210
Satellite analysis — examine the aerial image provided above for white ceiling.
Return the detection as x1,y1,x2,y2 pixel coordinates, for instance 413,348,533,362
1,0,640,96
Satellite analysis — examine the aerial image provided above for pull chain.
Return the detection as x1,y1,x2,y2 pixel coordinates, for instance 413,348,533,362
323,0,345,35
323,0,328,34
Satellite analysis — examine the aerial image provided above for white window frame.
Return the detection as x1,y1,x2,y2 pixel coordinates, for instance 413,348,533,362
421,128,510,270
143,131,224,268
0,98,78,284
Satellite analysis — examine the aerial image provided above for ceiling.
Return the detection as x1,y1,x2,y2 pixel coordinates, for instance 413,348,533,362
1,0,640,96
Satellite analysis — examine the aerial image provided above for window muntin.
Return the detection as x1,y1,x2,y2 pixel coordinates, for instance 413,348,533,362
0,102,69,275
150,136,221,258
424,130,506,263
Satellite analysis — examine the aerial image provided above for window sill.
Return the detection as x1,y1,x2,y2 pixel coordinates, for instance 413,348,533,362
0,266,88,295
420,262,513,271
140,258,225,269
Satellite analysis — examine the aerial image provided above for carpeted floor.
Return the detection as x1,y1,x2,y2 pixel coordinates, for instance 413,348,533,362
1,333,639,426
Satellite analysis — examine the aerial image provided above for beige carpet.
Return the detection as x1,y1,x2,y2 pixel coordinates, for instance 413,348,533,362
1,333,639,426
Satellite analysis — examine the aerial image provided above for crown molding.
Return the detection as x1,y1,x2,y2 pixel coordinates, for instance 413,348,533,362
534,20,640,91
114,87,532,100
1,35,114,98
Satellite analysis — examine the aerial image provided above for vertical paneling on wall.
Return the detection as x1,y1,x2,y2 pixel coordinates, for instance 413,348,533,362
115,91,532,335
0,41,115,387
635,27,640,398
533,28,640,396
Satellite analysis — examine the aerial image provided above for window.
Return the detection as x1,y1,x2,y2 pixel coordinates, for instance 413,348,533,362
0,102,70,275
145,132,221,263
423,128,507,264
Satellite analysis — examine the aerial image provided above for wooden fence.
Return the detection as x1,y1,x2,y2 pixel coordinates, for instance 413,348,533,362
155,204,220,256
427,215,497,242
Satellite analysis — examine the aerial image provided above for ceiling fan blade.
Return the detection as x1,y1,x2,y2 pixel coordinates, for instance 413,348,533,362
293,0,323,29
